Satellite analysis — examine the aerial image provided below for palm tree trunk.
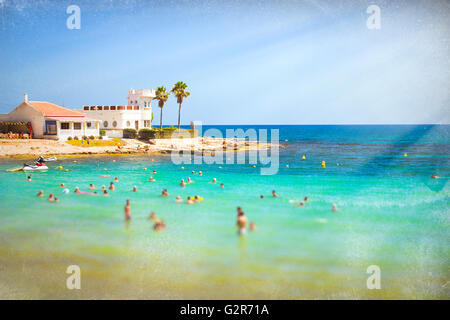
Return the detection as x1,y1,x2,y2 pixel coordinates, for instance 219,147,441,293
160,107,163,130
178,103,181,129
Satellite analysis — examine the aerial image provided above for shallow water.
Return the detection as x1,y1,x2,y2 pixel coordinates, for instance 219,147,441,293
0,125,448,299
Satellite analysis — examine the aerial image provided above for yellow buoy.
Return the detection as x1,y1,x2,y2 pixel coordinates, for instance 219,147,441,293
252,165,256,168
58,166,63,170
404,153,407,157
144,168,147,170
181,167,184,169
65,169,69,172
321,161,326,168
286,164,289,168
302,155,306,160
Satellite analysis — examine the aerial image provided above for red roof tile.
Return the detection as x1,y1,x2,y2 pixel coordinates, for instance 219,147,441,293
28,101,85,117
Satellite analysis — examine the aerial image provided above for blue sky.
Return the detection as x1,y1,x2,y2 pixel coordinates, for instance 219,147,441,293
0,0,449,124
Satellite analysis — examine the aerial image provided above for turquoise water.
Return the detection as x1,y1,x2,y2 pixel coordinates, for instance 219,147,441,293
0,125,448,299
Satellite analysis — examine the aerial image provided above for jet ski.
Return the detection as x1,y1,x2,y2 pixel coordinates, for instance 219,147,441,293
22,156,56,171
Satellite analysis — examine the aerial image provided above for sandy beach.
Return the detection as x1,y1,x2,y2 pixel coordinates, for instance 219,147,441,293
0,137,273,159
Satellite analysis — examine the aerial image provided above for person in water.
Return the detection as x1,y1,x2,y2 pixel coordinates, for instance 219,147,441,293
297,201,305,207
431,174,439,179
199,171,203,176
249,221,257,231
161,189,169,196
187,177,193,183
304,196,309,203
152,170,157,175
186,197,194,205
175,195,183,203
236,208,248,235
89,184,95,190
36,190,44,197
332,204,338,212
124,200,131,221
180,179,186,187
74,187,80,193
114,177,119,182
191,170,195,175
133,186,138,192
60,183,65,188
101,185,106,191
272,190,279,197
103,190,109,197
149,176,155,182
153,220,166,231
260,195,264,199
220,183,224,189
27,175,32,182
47,193,54,202
149,211,156,221
212,178,217,183
54,197,59,203
109,182,115,191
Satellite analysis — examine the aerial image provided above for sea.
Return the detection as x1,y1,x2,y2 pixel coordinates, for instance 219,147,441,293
0,125,448,299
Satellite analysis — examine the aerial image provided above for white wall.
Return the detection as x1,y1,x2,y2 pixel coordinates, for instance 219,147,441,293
6,103,45,138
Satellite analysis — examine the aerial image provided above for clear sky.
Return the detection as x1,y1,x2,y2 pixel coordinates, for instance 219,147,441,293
0,0,449,124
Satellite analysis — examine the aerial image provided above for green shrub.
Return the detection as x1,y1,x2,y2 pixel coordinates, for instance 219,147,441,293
97,136,103,140
123,128,137,139
82,135,87,140
99,129,106,136
74,136,79,140
67,136,72,141
138,128,197,139
89,135,95,140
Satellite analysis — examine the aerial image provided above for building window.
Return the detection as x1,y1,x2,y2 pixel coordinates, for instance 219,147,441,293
74,122,82,130
45,120,57,135
113,121,117,127
144,120,151,127
61,122,70,130
103,121,108,128
83,106,89,110
86,122,91,128
126,121,131,127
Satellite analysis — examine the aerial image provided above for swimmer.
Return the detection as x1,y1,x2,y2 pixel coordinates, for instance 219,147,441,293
149,176,155,182
304,196,309,203
431,174,439,179
272,190,279,197
161,189,169,196
332,204,338,212
187,177,193,183
101,185,106,191
212,178,217,183
175,195,183,203
124,199,131,221
114,177,119,182
36,190,44,197
180,179,186,187
236,208,248,236
27,175,32,182
74,187,80,193
149,211,156,221
199,171,203,176
143,168,147,171
60,183,65,188
250,221,257,231
297,201,305,207
186,196,194,205
47,193,54,202
152,170,157,175
89,184,95,190
191,170,195,175
54,197,59,203
153,220,166,231
109,182,115,191
220,183,224,189
194,195,201,202
260,195,264,199
133,186,138,192
103,190,109,197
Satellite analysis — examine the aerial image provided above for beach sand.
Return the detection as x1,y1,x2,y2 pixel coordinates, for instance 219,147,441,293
0,137,272,158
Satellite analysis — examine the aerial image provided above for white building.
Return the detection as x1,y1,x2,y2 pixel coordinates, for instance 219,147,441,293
1,94,100,140
80,88,155,137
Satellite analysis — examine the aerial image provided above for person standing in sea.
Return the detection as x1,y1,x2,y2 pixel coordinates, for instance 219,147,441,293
124,200,131,221
236,207,248,236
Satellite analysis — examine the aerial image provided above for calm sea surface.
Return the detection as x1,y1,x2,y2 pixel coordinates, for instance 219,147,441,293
0,125,448,299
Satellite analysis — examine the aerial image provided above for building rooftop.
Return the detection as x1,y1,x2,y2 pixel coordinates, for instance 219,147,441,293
28,101,85,117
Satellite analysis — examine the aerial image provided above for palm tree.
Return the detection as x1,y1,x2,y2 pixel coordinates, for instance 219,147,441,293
171,81,190,129
154,86,170,130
